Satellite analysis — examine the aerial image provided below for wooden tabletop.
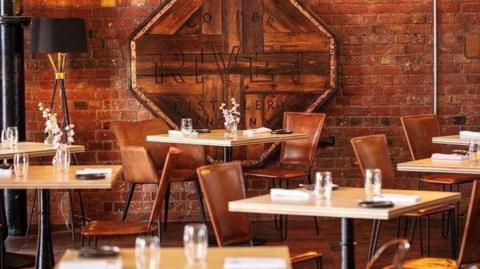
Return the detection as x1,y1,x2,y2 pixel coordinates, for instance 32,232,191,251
397,158,480,175
146,129,307,147
0,142,85,159
0,165,122,189
229,187,460,220
57,246,291,269
432,135,472,146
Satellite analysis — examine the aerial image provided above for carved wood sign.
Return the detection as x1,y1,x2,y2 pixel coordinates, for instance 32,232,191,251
129,0,337,163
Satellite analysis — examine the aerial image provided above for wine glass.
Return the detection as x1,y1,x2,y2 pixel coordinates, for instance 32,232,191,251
183,223,208,264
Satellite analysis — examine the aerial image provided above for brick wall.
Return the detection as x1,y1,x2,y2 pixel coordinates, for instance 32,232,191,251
23,0,480,224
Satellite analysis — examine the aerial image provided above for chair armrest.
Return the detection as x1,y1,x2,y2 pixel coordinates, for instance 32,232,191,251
290,251,322,265
120,146,158,184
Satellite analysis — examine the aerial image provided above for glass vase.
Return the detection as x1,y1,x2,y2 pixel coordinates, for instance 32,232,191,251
224,121,238,139
53,146,71,173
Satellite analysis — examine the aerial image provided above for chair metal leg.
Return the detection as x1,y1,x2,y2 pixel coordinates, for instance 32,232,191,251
163,183,171,231
396,217,402,238
419,218,424,257
450,208,456,259
0,234,4,269
26,190,38,239
122,183,136,221
68,191,76,242
368,220,382,261
193,179,208,226
78,191,86,226
157,219,162,241
426,216,431,257
409,217,418,247
279,215,288,241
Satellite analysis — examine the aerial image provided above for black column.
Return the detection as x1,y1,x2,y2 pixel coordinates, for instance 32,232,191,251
0,0,29,236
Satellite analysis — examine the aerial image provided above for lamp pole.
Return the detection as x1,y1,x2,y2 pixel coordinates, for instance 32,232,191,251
0,0,30,236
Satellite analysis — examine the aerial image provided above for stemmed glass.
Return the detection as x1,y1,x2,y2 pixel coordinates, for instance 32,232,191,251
183,223,208,264
135,236,160,269
14,153,28,177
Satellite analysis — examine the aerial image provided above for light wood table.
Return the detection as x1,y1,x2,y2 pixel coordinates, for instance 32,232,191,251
397,158,480,175
0,165,122,269
0,143,85,269
432,135,472,146
57,246,292,269
229,187,460,269
0,142,85,159
147,129,307,162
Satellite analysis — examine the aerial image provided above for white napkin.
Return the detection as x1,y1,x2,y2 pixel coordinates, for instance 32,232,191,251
242,127,272,136
58,258,122,269
168,130,184,138
431,153,468,161
0,169,12,176
76,168,112,176
373,193,421,204
270,188,310,199
224,257,287,269
459,131,480,140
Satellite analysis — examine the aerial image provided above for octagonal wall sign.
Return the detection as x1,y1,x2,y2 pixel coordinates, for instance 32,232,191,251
128,0,338,164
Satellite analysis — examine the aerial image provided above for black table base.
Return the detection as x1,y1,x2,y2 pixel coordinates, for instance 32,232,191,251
223,147,232,163
36,190,54,269
5,252,35,269
341,218,355,269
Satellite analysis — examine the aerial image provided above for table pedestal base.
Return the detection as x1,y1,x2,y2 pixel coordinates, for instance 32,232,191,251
5,252,35,268
36,190,54,269
340,218,355,269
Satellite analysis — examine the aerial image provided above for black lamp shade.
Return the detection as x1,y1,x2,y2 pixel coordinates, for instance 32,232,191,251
30,18,87,53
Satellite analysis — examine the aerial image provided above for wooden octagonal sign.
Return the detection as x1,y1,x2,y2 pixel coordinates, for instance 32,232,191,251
129,0,337,164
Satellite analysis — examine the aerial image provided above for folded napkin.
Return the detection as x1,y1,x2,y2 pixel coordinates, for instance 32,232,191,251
0,169,12,176
270,188,310,199
243,127,272,136
168,130,184,138
373,193,421,204
431,153,468,161
459,131,480,140
58,258,122,269
76,168,112,176
224,257,287,269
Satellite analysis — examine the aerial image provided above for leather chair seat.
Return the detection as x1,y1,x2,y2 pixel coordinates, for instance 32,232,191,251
244,168,307,179
160,169,196,182
403,204,455,217
421,174,477,185
81,220,157,237
384,258,457,269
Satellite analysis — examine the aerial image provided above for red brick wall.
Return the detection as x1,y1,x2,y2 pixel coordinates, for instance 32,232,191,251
23,0,480,224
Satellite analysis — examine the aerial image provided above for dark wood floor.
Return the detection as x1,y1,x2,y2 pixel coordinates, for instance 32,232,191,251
6,218,457,268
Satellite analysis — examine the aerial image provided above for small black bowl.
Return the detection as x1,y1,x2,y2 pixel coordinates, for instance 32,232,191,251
271,129,293,135
78,246,120,258
358,200,394,208
76,173,106,180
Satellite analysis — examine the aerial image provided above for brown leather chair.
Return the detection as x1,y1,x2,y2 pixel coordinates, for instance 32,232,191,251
351,135,456,259
196,162,323,268
244,112,326,239
382,180,480,269
401,114,476,186
112,119,207,228
80,147,180,246
366,239,411,269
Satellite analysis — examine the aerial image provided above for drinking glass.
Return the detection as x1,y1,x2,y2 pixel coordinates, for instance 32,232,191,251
135,236,160,269
183,223,208,264
1,129,9,148
53,147,71,173
14,153,28,177
468,140,479,162
364,168,382,201
181,118,193,137
314,171,333,200
6,126,18,149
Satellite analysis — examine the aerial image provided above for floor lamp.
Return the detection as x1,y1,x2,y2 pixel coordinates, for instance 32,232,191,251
30,18,87,127
29,18,88,242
